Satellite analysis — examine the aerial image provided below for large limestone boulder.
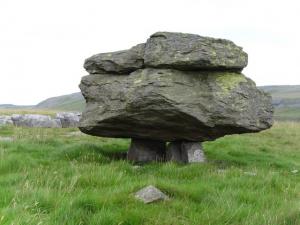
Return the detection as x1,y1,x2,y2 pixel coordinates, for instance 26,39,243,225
12,114,62,128
79,31,273,163
144,32,248,71
79,68,273,142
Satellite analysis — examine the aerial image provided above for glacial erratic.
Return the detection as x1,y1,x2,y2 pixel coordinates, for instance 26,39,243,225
79,31,273,163
79,68,273,141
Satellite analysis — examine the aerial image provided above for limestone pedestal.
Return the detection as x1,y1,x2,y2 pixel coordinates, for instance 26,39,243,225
166,141,206,163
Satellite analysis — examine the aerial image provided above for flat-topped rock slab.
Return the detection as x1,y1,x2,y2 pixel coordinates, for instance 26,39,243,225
144,32,248,71
84,31,248,74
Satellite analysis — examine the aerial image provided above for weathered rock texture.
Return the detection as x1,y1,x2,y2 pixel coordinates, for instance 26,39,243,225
135,185,169,203
144,32,248,71
11,114,62,128
79,31,273,163
84,32,248,74
0,112,81,128
56,112,81,128
84,44,145,74
79,68,272,141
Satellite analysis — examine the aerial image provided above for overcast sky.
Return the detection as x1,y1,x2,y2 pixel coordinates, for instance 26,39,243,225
0,0,299,105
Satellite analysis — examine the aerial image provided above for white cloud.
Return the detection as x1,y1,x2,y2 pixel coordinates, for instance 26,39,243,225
0,0,299,104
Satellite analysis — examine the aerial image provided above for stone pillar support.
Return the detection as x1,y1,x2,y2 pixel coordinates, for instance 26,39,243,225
166,141,206,163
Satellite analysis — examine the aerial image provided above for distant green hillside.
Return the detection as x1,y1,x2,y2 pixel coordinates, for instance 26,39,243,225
0,104,33,109
260,85,300,107
35,92,85,111
0,93,85,112
260,85,300,121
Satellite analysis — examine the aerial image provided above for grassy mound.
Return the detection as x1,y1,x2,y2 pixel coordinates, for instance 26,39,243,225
0,123,299,225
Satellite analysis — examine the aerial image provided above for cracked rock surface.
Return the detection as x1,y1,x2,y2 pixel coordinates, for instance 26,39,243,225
79,68,273,141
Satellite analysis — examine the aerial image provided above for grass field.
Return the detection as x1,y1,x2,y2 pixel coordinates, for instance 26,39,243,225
0,122,300,225
0,109,59,117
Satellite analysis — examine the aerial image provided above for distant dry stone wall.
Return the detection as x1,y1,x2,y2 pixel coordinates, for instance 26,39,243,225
0,112,81,128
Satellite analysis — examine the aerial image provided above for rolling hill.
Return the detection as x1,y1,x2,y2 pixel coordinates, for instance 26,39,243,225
259,85,300,121
0,104,33,109
0,93,85,112
35,92,85,111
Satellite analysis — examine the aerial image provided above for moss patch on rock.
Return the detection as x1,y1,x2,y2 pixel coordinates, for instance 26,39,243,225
214,72,247,93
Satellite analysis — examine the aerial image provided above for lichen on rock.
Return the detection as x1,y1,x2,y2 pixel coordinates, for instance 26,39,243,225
79,68,273,142
213,72,248,93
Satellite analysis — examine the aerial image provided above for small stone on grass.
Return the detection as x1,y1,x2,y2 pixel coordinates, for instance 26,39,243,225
244,171,257,176
132,165,141,170
291,169,298,174
135,185,169,204
0,137,13,142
